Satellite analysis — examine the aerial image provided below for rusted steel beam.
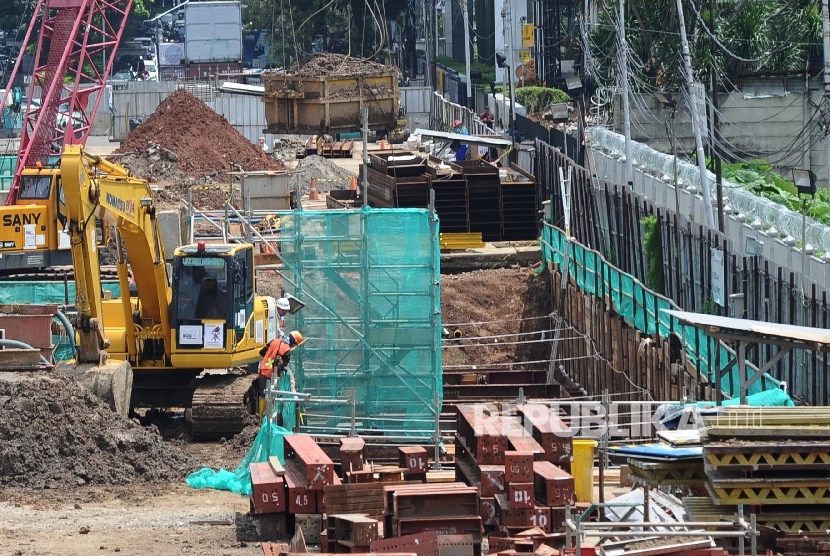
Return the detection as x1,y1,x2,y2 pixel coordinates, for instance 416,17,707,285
393,487,479,519
284,434,335,490
370,530,440,556
533,461,575,507
284,466,318,514
340,437,366,475
456,405,509,465
508,437,546,462
504,451,535,484
455,438,505,496
249,461,286,514
399,446,429,473
507,483,534,509
516,404,573,470
395,516,483,540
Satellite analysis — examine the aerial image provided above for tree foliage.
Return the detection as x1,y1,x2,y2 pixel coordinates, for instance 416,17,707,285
586,0,821,93
516,87,570,113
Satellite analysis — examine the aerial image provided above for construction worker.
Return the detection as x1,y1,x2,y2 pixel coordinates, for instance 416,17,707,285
451,119,469,161
276,297,290,337
255,330,304,415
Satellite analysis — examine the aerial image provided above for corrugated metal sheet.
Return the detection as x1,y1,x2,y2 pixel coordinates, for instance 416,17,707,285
112,83,273,146
664,309,830,345
112,82,177,141
401,87,432,113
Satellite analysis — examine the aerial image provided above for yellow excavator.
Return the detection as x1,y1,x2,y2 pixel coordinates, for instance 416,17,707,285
55,144,280,439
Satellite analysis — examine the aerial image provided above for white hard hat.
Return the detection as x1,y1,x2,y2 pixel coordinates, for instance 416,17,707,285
276,298,290,311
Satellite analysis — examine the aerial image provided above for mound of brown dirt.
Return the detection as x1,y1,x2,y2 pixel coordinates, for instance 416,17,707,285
0,373,197,489
115,89,285,178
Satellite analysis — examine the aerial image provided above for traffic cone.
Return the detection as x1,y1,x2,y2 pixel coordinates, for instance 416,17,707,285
309,178,319,200
350,176,357,191
380,138,386,150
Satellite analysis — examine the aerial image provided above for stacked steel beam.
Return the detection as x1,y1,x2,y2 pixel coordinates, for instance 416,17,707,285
382,483,482,552
361,152,538,242
702,407,830,555
248,434,340,541
453,403,575,539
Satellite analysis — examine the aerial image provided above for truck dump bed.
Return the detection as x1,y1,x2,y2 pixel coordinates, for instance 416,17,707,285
262,55,399,135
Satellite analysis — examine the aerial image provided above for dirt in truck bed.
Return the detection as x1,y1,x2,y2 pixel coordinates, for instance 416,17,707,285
282,52,401,78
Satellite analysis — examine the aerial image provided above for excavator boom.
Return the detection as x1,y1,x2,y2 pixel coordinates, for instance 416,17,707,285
58,145,279,438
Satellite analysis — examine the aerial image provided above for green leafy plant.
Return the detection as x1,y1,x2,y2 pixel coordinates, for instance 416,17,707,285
640,215,664,295
515,87,570,114
718,158,830,226
701,297,719,315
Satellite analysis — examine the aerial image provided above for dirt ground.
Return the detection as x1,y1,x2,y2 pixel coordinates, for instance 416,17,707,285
0,268,548,555
0,484,260,556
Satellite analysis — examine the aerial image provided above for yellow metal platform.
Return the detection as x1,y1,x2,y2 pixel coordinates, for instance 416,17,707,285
439,232,486,250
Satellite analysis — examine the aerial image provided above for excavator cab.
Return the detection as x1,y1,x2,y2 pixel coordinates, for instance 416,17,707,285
170,241,259,357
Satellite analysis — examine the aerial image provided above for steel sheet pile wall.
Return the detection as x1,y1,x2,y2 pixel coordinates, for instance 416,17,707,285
280,209,442,437
536,140,830,406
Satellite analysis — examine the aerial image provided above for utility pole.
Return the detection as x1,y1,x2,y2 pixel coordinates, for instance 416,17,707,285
618,0,634,185
503,0,517,134
461,0,472,108
822,0,830,189
709,0,724,232
423,0,431,88
676,0,716,229
434,0,439,60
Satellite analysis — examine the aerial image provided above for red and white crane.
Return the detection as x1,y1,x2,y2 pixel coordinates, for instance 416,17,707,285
3,0,132,205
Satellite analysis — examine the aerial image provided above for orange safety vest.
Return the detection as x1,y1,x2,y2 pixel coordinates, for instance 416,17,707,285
259,339,291,379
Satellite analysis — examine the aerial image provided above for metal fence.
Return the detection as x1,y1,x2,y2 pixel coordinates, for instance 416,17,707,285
538,139,830,406
111,80,275,146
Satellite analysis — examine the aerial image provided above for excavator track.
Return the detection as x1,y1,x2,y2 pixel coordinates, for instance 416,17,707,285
190,372,256,441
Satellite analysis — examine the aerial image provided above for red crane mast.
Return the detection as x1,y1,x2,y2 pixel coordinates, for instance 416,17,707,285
4,0,132,205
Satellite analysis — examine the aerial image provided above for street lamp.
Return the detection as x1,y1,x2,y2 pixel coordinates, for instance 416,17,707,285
793,168,817,294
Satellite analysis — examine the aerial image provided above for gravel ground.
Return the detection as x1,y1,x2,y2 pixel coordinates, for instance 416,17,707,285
0,483,261,556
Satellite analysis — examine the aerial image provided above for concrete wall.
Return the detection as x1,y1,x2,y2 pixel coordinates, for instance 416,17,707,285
158,208,189,261
614,87,826,180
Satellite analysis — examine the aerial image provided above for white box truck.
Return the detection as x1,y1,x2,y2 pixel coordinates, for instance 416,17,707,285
184,1,243,64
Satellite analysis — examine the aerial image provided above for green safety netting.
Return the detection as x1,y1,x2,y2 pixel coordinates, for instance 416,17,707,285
0,281,120,305
696,387,793,407
186,418,291,496
0,155,15,191
541,224,780,398
279,208,442,437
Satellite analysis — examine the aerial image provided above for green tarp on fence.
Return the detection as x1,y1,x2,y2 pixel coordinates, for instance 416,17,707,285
541,224,779,398
0,281,120,305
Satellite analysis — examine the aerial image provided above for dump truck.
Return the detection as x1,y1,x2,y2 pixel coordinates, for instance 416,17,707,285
262,54,401,137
